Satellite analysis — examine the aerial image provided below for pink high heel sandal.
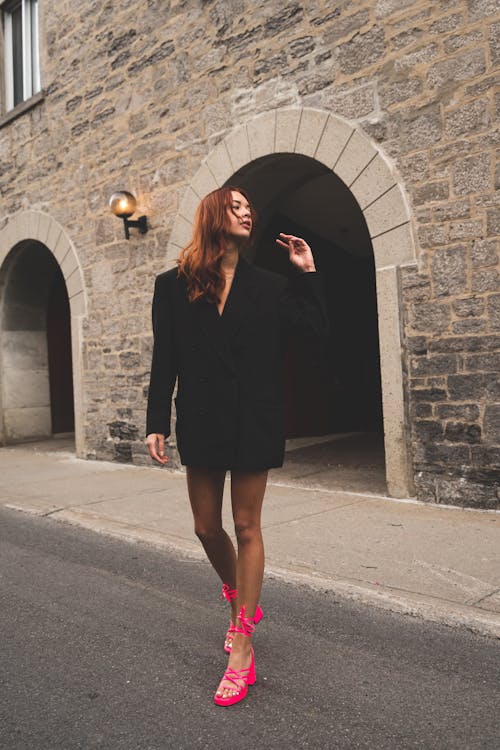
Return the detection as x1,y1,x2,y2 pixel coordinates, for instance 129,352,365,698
214,606,257,707
221,584,263,653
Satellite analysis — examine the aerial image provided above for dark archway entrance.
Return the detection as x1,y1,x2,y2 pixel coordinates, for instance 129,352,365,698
0,241,74,443
226,154,385,493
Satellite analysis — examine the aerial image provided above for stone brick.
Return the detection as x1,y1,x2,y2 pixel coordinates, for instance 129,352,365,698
426,48,486,91
452,152,491,195
422,442,470,465
254,51,288,78
445,422,482,443
396,153,429,186
452,319,487,334
444,28,483,54
448,373,500,401
410,354,457,377
415,472,499,509
108,420,139,441
323,82,377,119
413,403,433,418
464,75,498,100
394,42,439,71
430,13,464,35
444,97,491,140
489,21,500,68
472,445,500,466
376,0,420,19
262,4,304,37
470,238,499,267
407,336,427,355
337,26,386,75
465,352,500,371
311,8,341,27
427,377,446,388
432,245,467,297
486,207,500,236
484,404,500,443
453,297,485,318
449,219,484,241
429,334,500,353
436,403,480,421
431,199,470,222
472,268,500,293
413,179,449,206
412,301,451,333
390,26,426,52
396,103,442,151
467,0,500,21
290,36,315,58
431,139,475,165
411,387,447,402
324,8,370,44
414,420,444,441
487,294,500,330
417,224,447,248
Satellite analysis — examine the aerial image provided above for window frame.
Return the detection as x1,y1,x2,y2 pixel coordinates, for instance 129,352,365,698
2,0,40,112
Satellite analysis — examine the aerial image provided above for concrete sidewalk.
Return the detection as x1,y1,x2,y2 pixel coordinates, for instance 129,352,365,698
1,438,499,638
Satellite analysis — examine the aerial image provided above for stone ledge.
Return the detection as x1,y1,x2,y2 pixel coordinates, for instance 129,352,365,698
0,91,45,130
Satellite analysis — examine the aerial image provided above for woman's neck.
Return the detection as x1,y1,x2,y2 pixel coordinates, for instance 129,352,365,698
221,243,239,272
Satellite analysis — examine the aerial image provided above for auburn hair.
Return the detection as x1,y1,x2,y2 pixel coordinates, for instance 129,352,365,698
177,186,256,304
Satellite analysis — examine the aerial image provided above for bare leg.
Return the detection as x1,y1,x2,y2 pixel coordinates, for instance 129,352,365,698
186,466,238,623
216,469,268,700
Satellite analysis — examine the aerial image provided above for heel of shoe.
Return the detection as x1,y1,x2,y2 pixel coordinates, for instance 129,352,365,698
247,649,256,686
254,605,264,625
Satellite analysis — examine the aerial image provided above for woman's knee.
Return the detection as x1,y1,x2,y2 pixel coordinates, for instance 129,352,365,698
234,519,261,546
194,523,224,545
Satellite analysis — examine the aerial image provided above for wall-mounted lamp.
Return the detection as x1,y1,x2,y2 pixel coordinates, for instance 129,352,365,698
109,191,148,240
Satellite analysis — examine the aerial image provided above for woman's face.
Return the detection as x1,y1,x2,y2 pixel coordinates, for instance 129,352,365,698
226,190,252,240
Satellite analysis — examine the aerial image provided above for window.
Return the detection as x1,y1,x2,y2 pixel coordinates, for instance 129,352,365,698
3,0,40,111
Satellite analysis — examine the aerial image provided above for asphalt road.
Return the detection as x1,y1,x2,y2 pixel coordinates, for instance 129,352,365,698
1,506,498,750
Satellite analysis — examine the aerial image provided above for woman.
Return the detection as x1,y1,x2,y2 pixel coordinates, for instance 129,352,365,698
146,186,328,706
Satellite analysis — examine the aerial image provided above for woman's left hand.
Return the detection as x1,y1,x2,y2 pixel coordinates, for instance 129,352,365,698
276,233,316,272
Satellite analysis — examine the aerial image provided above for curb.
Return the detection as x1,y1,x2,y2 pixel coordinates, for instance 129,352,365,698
8,501,499,641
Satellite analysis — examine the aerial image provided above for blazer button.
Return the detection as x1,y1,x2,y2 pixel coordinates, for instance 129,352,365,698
198,408,206,415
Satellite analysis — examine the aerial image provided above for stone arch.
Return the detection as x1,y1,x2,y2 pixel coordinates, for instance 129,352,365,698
167,107,417,498
0,211,87,316
0,211,86,454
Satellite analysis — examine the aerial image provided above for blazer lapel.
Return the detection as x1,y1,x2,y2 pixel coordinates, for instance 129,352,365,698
190,254,261,374
221,254,261,343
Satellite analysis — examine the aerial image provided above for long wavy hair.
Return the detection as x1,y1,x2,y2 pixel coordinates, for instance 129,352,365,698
177,186,256,304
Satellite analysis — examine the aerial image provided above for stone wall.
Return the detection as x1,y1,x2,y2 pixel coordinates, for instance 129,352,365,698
0,0,499,506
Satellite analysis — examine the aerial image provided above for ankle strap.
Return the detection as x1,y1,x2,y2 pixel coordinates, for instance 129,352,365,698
221,584,238,603
233,606,256,637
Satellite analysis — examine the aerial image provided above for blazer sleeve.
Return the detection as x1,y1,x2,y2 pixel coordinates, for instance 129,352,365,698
280,270,330,340
146,275,177,437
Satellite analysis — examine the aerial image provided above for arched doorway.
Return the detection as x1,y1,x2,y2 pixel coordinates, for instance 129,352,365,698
0,240,74,442
166,108,416,498
0,211,86,454
226,153,385,492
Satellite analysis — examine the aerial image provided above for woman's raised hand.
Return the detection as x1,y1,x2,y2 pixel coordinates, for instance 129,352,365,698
276,233,316,272
146,433,169,465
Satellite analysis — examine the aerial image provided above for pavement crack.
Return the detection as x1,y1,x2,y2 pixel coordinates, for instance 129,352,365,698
262,498,368,529
467,587,500,606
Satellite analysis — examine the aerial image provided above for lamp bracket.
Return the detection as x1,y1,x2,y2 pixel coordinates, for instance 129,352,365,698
123,215,148,240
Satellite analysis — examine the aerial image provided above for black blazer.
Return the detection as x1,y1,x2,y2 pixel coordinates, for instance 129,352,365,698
146,254,329,470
